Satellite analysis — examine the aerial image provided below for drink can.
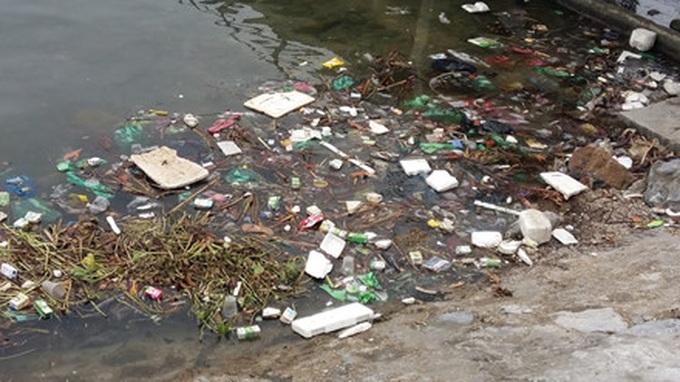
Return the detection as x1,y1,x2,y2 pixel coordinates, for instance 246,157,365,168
34,299,54,319
144,286,163,301
9,293,30,310
236,325,261,340
1,263,18,279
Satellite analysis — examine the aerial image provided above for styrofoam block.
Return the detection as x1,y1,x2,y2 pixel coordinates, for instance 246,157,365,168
518,209,552,245
291,303,374,339
400,158,431,176
319,232,346,258
471,231,502,248
426,170,459,192
217,141,242,156
552,228,578,245
629,28,656,52
540,172,588,200
462,1,490,13
304,250,333,279
368,120,389,135
497,240,521,255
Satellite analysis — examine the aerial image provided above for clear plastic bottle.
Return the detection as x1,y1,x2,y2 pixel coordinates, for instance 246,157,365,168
221,295,238,318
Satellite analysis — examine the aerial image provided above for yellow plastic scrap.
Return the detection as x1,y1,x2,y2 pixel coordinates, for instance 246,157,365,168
322,57,344,69
427,219,440,228
149,109,169,116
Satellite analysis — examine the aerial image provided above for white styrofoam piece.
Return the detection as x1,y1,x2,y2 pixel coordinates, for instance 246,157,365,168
291,303,375,339
471,231,502,248
319,232,346,259
244,91,315,119
518,209,553,245
400,158,431,176
497,240,521,255
368,120,389,135
462,1,490,13
426,170,459,192
629,28,656,52
346,200,362,214
217,141,242,157
304,250,333,279
338,322,372,339
552,228,578,245
540,172,588,200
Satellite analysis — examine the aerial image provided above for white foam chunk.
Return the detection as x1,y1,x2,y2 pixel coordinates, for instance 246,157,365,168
319,232,346,259
368,120,389,135
629,28,656,52
304,250,333,279
292,303,375,339
400,158,431,176
471,231,502,248
217,141,242,156
552,228,578,245
540,172,588,200
426,170,459,192
518,209,552,245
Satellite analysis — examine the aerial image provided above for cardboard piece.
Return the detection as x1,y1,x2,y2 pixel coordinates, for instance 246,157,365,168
244,91,315,119
130,146,209,189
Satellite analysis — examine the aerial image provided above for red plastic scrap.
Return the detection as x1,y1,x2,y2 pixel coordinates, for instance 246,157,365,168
207,116,240,134
485,55,511,65
299,214,324,231
510,46,534,55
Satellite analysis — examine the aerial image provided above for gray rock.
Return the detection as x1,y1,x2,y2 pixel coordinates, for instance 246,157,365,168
553,307,628,333
626,319,680,337
664,80,680,96
671,19,680,33
644,159,680,210
437,311,475,325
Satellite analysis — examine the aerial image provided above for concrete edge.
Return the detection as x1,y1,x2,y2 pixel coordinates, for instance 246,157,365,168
616,112,680,152
556,0,680,62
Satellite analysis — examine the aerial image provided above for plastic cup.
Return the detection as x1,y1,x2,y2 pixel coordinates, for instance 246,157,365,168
41,280,66,299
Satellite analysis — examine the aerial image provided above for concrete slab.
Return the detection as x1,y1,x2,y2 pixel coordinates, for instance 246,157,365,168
620,97,680,149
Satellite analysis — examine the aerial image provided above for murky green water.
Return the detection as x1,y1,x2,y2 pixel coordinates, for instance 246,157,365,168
0,0,615,379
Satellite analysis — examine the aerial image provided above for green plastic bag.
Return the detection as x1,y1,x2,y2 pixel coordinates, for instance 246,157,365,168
65,171,115,198
12,198,62,224
113,122,145,150
331,75,354,91
358,272,381,289
225,168,260,184
320,283,347,301
403,95,431,109
421,108,463,124
420,142,453,154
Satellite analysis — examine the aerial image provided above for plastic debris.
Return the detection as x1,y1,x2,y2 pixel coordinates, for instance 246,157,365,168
322,57,344,69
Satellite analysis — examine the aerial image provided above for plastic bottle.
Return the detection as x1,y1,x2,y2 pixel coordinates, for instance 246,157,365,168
88,196,110,214
341,256,355,277
347,233,368,245
221,295,238,318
